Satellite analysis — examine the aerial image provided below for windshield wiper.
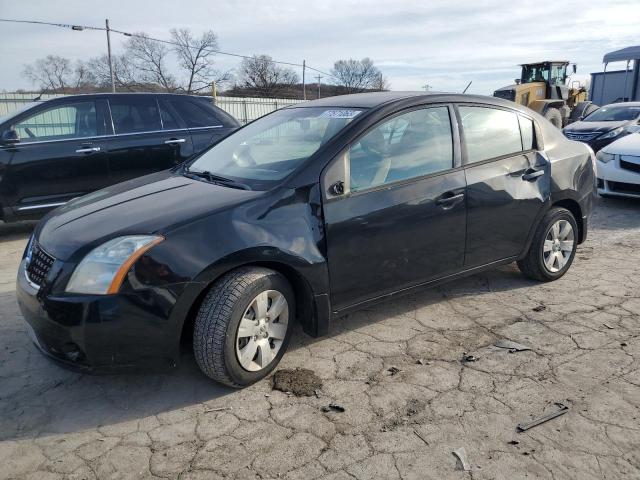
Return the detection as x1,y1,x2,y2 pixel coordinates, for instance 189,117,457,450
184,168,251,190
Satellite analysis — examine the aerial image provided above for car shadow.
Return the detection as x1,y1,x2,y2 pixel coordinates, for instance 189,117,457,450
0,262,537,443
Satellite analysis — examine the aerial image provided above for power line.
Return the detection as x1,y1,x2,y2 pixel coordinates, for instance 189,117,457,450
0,17,337,76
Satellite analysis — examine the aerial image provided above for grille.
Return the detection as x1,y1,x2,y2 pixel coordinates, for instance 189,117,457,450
26,242,55,287
608,181,640,195
564,131,598,142
620,158,640,174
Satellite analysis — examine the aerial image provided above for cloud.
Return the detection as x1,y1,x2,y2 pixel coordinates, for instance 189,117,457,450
0,0,638,94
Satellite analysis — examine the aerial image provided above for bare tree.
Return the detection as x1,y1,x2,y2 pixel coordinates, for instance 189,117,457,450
23,55,74,93
171,28,230,93
238,55,299,97
124,33,176,91
331,58,388,93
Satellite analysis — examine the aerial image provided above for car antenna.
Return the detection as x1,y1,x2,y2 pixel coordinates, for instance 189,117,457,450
32,90,44,101
462,81,472,94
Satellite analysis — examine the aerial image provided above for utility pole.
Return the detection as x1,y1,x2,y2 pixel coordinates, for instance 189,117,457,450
302,60,306,100
316,75,322,99
105,19,115,92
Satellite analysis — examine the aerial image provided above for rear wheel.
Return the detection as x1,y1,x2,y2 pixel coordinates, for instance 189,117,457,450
517,207,578,282
193,267,295,387
544,108,563,128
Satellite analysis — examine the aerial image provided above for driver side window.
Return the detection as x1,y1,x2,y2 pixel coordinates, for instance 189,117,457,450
14,101,97,142
349,106,453,192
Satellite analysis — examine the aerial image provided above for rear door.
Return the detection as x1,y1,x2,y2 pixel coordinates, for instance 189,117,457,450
322,105,467,311
166,96,238,154
457,104,550,267
105,96,195,185
0,98,110,218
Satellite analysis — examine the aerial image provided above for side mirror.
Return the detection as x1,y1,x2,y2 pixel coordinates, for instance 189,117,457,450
514,79,521,85
572,64,577,74
1,128,19,144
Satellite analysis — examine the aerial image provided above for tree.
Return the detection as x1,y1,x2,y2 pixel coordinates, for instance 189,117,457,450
124,32,176,91
171,28,230,93
237,55,299,97
331,58,388,93
23,55,74,93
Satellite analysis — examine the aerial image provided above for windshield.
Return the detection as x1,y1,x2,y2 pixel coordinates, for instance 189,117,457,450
584,104,640,122
187,107,364,190
0,102,42,124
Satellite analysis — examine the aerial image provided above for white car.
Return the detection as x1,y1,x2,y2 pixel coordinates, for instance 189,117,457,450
596,132,640,198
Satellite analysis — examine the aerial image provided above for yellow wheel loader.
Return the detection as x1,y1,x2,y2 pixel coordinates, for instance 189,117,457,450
493,61,599,128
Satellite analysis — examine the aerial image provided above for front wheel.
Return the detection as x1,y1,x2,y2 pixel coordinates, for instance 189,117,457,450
544,108,563,128
517,207,578,282
193,267,295,387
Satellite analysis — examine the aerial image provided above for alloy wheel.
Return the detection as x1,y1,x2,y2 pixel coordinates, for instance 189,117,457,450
542,219,575,273
235,289,289,372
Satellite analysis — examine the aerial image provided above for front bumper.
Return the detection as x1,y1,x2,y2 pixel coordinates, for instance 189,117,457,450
596,156,640,198
16,259,183,373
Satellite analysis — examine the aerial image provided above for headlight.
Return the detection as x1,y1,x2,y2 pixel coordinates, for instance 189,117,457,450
66,235,164,294
595,151,615,163
598,127,624,140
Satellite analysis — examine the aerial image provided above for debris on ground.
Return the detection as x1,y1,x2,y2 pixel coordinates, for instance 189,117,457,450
272,368,323,396
507,440,520,445
494,339,532,353
462,354,479,363
314,389,322,398
387,366,401,376
415,358,430,365
321,403,345,413
532,304,547,312
517,403,569,432
413,429,429,445
405,398,426,417
204,406,232,412
621,342,628,347
603,323,614,329
452,447,471,471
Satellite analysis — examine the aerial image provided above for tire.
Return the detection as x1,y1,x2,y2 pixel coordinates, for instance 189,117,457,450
544,108,563,128
517,207,578,282
193,267,295,388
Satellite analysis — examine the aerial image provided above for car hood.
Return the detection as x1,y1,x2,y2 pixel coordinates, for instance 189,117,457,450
602,132,640,156
564,120,629,133
36,170,263,260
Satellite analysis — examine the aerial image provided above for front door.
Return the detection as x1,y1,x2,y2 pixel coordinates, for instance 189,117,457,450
457,105,551,267
1,99,110,218
322,105,467,311
105,96,194,185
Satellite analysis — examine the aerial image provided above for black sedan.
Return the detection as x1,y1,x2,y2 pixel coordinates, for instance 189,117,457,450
17,92,596,387
0,93,239,222
563,101,640,152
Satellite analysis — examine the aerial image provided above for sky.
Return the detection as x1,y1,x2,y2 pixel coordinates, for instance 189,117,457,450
0,0,638,96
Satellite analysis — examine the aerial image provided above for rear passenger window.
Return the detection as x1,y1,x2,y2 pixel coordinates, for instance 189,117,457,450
109,98,161,134
349,106,453,191
519,115,535,150
158,102,181,130
459,106,523,163
169,99,222,128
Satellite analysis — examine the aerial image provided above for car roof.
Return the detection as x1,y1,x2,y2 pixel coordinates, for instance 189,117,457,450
287,91,526,111
600,101,640,108
38,92,211,102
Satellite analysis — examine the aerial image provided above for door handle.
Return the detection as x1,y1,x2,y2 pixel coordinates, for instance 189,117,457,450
522,168,544,181
75,147,101,154
164,138,186,145
436,192,465,206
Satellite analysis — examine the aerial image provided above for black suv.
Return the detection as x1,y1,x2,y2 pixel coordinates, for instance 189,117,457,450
0,93,239,222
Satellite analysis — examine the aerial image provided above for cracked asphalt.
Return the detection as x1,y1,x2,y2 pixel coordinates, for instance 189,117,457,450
1,196,639,480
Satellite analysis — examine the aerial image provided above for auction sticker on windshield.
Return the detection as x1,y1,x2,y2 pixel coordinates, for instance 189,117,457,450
319,109,362,119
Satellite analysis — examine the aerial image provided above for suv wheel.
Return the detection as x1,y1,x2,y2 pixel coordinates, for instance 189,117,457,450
517,207,578,282
193,267,294,387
